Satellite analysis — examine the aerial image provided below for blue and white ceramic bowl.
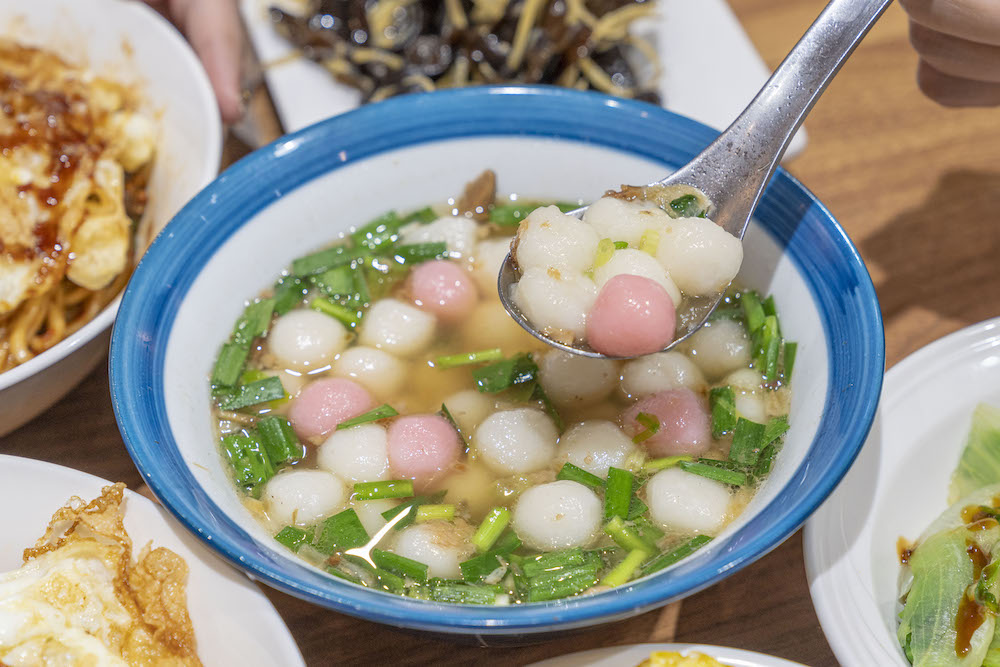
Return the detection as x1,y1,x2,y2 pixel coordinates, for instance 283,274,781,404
110,86,883,636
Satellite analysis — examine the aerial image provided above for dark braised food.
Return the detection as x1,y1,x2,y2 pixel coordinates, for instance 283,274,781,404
268,0,661,103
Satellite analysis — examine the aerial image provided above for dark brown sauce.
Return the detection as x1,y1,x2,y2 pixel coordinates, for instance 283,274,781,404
956,593,986,657
898,537,914,565
967,540,989,580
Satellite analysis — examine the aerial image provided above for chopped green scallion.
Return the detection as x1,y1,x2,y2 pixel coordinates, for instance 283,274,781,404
310,297,362,328
642,535,712,575
460,553,504,583
220,376,286,411
532,383,565,432
353,480,414,501
220,432,274,495
783,341,798,379
601,548,650,587
728,417,767,466
275,526,311,552
613,240,629,249
639,229,660,255
337,404,399,430
556,462,605,490
427,582,501,604
709,386,738,438
403,206,437,224
521,548,585,578
415,504,456,522
394,242,448,264
626,494,648,521
232,298,276,347
374,568,407,593
594,238,615,268
603,515,656,553
258,415,304,463
604,467,634,520
527,565,599,602
292,246,364,277
472,507,511,552
272,275,308,314
472,354,537,394
310,264,355,298
372,548,429,582
669,194,703,218
351,211,403,251
679,460,748,486
741,290,765,333
211,343,249,387
632,412,660,444
313,508,370,555
642,455,694,473
435,348,504,369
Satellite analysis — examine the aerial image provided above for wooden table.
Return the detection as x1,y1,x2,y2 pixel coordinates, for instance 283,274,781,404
5,1,1000,664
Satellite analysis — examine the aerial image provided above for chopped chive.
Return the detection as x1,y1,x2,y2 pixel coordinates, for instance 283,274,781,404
642,535,712,575
472,353,537,394
762,294,778,319
694,457,747,473
374,567,407,593
415,504,456,522
258,415,304,463
668,194,703,218
381,492,446,530
709,305,744,322
487,203,537,227
527,562,598,589
310,297,362,328
427,582,501,604
521,548,585,578
601,548,650,587
642,455,694,473
783,341,798,379
741,290,765,333
532,383,565,432
594,238,615,268
221,432,273,494
632,515,665,542
292,246,364,277
709,386,738,438
679,460,747,486
403,206,437,224
612,240,629,249
351,211,403,251
326,566,362,585
220,376,286,411
604,467,634,520
311,265,355,298
232,298,276,347
639,229,660,255
372,548,429,582
438,403,467,448
604,515,656,553
272,275,308,314
313,508,369,555
472,507,511,552
632,412,661,444
626,494,648,520
212,342,249,387
556,462,605,490
337,404,399,429
460,553,505,582
490,531,522,555
756,315,781,382
394,242,448,264
753,444,778,478
275,526,311,551
527,566,599,602
353,480,414,501
728,417,767,466
435,348,504,369
762,415,790,447
352,268,371,306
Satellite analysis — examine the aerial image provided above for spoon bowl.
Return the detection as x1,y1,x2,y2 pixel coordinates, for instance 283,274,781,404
498,0,893,359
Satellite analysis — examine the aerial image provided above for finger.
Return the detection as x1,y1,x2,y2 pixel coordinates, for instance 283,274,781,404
898,0,1000,46
169,0,245,124
916,60,1000,107
910,21,1000,83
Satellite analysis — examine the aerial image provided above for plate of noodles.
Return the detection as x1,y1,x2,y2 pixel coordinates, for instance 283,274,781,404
529,642,806,666
0,454,304,665
0,0,222,436
240,0,808,158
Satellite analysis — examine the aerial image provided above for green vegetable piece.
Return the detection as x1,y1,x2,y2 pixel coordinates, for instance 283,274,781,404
604,515,656,553
594,238,616,267
415,504,456,522
372,548,429,582
232,298,275,347
212,342,249,387
669,194,703,218
403,206,437,224
311,265,355,298
292,246,362,277
488,203,537,227
219,376,286,411
601,548,650,587
642,535,712,575
708,305,744,322
604,467,634,520
521,548,585,579
275,526,311,552
351,211,403,251
627,494,648,521
756,315,781,382
438,402,467,449
310,297,362,328
220,432,274,493
741,291,765,333
633,412,660,444
460,553,505,582
613,240,629,250
556,462,605,490
258,415,304,463
353,480,414,501
762,294,778,318
272,275,308,314
643,455,694,473
435,348,504,369
639,229,659,256
753,444,778,479
313,508,369,555
679,460,748,486
337,404,399,430
709,386,738,438
631,515,665,542
472,507,511,553
380,492,445,531
728,417,767,466
427,582,501,604
394,242,448,264
952,404,1000,500
325,566,362,585
527,565,599,602
374,567,407,593
491,531,522,555
532,382,565,432
783,341,798,380
472,353,537,394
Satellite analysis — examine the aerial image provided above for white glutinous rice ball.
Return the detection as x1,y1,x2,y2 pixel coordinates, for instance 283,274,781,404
474,408,558,475
359,298,436,357
537,349,620,407
621,351,707,398
582,196,670,246
724,368,767,423
471,237,514,296
442,389,493,434
513,480,602,551
511,268,597,340
514,205,600,273
399,215,479,258
332,346,407,398
317,423,390,484
350,498,397,536
393,520,475,579
682,319,752,380
264,470,347,527
557,421,637,478
267,309,350,369
592,248,682,306
656,217,743,296
646,467,731,534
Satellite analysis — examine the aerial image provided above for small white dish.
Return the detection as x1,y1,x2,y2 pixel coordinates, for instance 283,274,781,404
240,0,807,158
805,317,1000,666
0,455,304,667
528,642,806,666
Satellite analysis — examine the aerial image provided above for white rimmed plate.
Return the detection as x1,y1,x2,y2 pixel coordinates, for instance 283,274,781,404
528,642,806,666
241,0,807,158
0,455,304,667
805,317,1000,666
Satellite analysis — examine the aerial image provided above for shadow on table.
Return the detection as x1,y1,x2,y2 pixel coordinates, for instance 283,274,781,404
861,169,1000,326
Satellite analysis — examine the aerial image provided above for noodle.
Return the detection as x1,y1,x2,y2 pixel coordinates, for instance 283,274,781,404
0,40,155,374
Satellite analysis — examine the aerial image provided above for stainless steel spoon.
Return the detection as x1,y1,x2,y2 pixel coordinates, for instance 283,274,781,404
498,0,893,359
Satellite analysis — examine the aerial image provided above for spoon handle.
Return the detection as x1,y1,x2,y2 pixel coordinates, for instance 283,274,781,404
665,0,894,237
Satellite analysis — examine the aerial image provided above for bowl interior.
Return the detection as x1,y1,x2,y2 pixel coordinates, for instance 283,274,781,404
111,87,883,634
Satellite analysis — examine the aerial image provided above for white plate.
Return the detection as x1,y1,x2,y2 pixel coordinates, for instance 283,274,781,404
241,0,807,158
805,318,1000,666
528,642,806,667
0,455,304,667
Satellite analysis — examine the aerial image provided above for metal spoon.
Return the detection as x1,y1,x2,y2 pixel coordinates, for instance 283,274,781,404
499,0,893,359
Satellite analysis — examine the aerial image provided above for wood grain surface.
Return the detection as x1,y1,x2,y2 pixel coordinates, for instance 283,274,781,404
5,1,1000,665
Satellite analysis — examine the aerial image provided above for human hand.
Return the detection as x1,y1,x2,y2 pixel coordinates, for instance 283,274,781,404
144,0,246,123
899,0,1000,107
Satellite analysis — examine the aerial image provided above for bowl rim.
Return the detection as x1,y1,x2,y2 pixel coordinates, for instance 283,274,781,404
110,85,885,633
0,0,222,393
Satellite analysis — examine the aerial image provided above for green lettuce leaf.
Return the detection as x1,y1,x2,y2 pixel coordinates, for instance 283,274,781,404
951,404,1000,503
